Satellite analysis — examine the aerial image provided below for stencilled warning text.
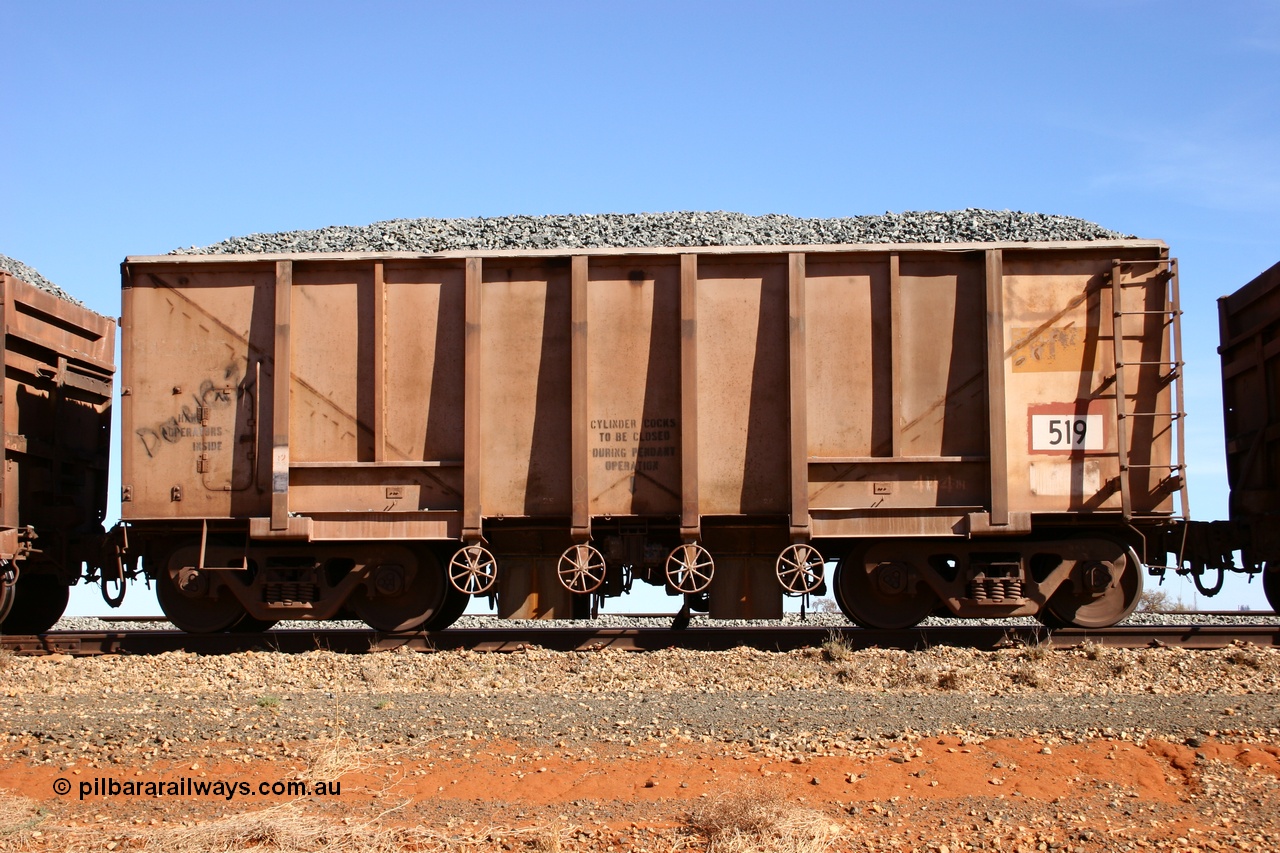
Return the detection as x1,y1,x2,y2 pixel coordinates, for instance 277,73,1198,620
591,417,678,472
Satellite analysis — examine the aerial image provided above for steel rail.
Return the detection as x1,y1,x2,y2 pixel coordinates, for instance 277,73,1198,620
2,623,1277,656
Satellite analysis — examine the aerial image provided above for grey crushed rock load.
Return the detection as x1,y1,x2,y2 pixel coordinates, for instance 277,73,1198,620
0,253,80,304
175,210,1134,255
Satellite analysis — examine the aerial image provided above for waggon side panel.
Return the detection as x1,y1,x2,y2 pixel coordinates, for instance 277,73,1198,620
803,255,889,459
1000,250,1173,516
802,253,987,526
288,263,371,466
121,264,274,520
694,255,790,516
478,258,572,517
583,258,682,518
284,262,466,516
383,262,465,500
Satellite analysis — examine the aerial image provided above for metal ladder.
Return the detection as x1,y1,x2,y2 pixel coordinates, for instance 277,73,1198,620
1109,258,1189,522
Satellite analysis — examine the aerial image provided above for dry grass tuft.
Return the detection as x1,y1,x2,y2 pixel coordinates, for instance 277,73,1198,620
820,630,855,663
1022,641,1051,663
0,796,571,853
0,792,45,838
149,803,343,852
304,736,371,784
151,813,570,853
686,780,841,853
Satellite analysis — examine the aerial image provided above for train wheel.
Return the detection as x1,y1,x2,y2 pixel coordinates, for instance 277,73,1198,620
0,573,69,634
421,583,469,631
1042,541,1143,629
351,547,449,633
834,551,937,630
156,547,248,633
557,544,606,594
1262,565,1280,614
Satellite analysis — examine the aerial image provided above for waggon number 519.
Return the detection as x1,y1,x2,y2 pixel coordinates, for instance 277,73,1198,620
1030,413,1103,451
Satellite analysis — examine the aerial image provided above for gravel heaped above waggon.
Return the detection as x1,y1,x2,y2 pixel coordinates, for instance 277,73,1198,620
0,253,80,304
173,209,1134,255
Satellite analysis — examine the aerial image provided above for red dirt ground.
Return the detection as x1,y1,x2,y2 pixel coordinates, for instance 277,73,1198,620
2,735,1278,850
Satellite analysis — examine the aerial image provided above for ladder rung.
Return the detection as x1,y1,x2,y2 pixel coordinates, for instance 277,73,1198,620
1118,412,1184,418
1121,463,1186,471
1115,310,1181,316
1115,361,1182,367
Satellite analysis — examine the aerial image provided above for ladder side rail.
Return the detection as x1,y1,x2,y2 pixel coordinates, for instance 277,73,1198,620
1170,258,1190,521
1110,260,1133,520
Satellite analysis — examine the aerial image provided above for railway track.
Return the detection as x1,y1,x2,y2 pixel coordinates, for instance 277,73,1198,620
2,623,1277,656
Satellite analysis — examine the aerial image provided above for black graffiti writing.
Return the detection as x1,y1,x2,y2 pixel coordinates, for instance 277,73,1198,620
136,360,249,459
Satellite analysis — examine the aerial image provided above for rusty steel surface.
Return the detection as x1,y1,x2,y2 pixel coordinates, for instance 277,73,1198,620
1219,260,1280,521
1210,259,1280,613
2,623,1278,657
0,272,114,551
120,239,1180,624
121,241,1175,525
0,272,114,631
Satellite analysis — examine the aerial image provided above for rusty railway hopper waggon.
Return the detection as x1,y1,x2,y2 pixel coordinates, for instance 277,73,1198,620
0,271,115,634
118,240,1187,632
1162,260,1280,613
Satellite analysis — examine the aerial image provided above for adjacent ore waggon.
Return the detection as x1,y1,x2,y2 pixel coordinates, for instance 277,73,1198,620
1210,260,1280,613
0,271,114,633
119,240,1188,632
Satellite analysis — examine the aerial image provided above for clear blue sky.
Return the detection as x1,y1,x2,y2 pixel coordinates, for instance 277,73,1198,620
3,1,1278,615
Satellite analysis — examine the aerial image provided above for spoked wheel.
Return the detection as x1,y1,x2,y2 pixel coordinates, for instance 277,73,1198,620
447,545,498,596
557,544,607,594
834,550,937,629
1264,565,1280,614
352,546,450,633
156,545,249,634
1042,540,1144,629
776,544,825,595
0,572,70,634
666,543,714,594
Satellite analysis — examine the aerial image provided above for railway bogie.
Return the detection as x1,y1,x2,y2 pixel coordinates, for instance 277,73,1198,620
832,533,1143,629
139,532,470,633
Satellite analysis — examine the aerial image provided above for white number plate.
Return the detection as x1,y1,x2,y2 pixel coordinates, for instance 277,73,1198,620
1030,414,1103,451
